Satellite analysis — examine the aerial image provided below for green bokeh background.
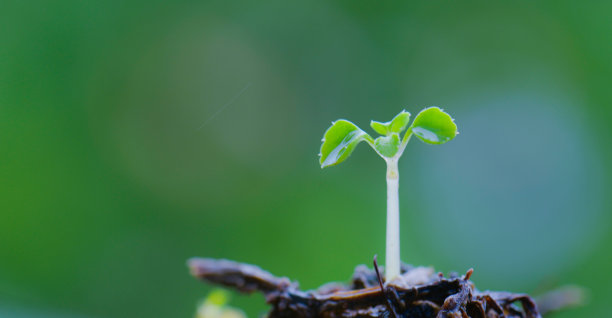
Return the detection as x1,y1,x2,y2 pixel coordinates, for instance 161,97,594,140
1,1,611,317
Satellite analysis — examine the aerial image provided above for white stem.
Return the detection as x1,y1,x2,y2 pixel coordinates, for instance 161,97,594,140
385,158,400,281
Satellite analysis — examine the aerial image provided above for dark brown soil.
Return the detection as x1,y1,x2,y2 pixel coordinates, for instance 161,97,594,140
188,257,542,318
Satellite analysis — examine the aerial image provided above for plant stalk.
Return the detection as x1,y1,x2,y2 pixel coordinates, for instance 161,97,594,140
385,158,400,282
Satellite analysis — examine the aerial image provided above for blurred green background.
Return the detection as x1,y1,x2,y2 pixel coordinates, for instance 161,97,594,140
1,1,611,317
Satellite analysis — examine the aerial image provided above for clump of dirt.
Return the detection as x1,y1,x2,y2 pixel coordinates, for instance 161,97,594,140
188,257,542,318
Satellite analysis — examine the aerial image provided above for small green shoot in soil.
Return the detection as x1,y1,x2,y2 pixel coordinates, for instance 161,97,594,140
319,107,457,281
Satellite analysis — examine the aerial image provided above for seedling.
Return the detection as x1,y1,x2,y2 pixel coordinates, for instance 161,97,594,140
190,107,551,317
319,107,458,281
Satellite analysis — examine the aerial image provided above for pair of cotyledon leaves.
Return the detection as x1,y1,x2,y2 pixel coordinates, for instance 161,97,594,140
319,107,457,168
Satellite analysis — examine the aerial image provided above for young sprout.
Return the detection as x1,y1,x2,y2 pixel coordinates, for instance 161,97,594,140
319,107,457,282
196,289,246,318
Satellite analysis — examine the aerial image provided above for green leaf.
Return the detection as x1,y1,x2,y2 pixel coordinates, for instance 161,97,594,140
320,120,371,168
374,134,400,157
410,107,457,145
389,110,411,133
370,110,411,136
370,120,389,135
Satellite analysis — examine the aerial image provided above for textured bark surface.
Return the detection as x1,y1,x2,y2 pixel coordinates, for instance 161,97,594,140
189,258,542,318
